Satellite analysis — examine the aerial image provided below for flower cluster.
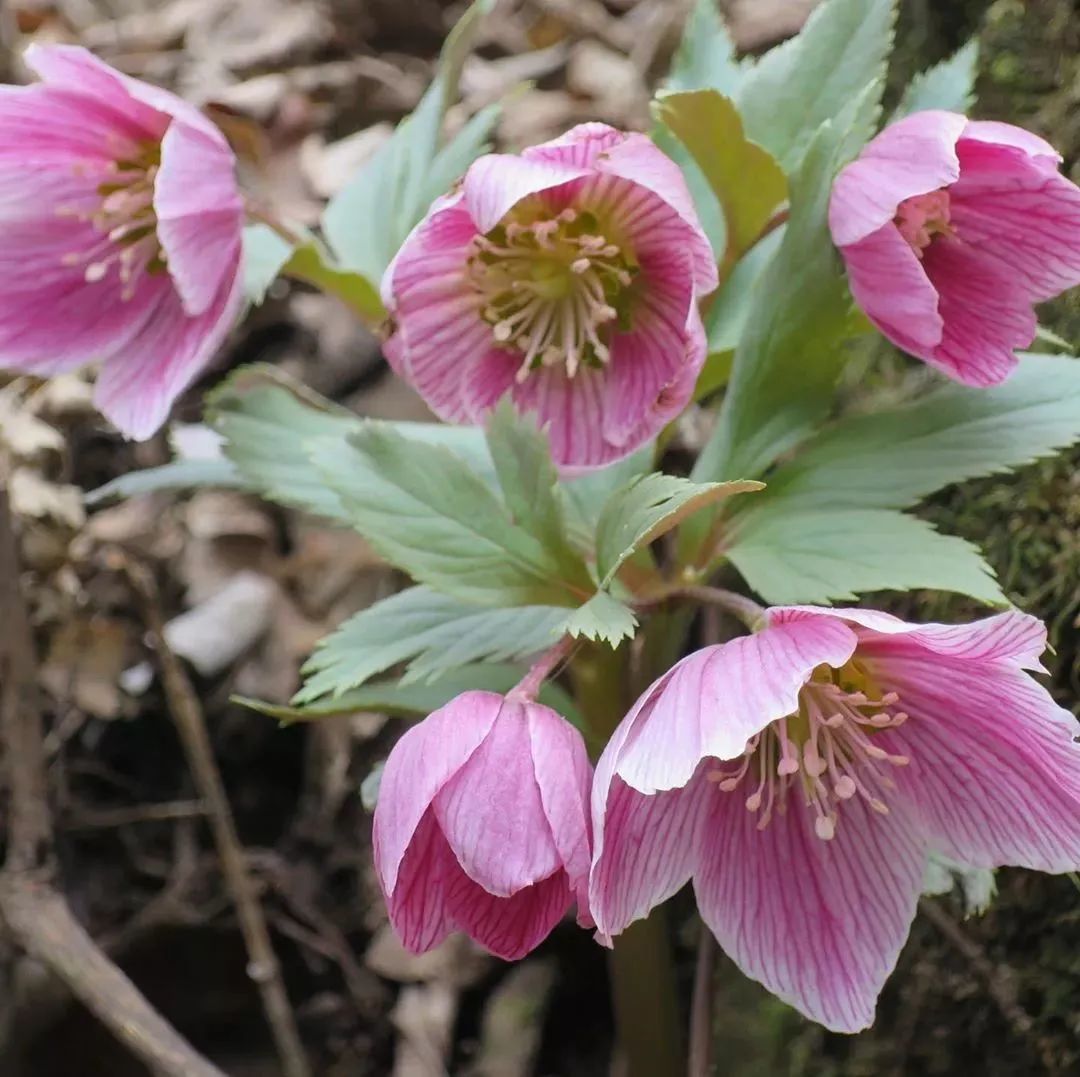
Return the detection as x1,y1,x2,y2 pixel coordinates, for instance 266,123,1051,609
376,609,1080,1031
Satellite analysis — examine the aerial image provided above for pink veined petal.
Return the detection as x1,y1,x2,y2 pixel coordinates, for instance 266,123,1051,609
838,223,944,356
23,44,169,141
462,153,589,235
829,110,966,247
432,700,563,898
599,245,700,450
772,607,1048,671
961,119,1061,167
588,768,712,941
870,655,1080,873
590,133,718,294
526,704,594,918
443,864,573,961
25,43,225,149
522,122,624,169
949,138,1080,303
615,617,860,796
94,259,243,439
155,119,243,317
0,84,153,163
373,691,503,899
694,783,925,1034
923,236,1035,386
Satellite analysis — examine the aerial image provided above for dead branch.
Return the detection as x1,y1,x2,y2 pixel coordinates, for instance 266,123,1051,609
0,488,227,1077
125,557,312,1077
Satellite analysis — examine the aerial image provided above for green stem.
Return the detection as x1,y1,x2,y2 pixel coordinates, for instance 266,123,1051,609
572,644,686,1077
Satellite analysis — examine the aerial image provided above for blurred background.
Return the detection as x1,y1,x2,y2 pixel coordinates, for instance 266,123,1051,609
0,0,1078,1073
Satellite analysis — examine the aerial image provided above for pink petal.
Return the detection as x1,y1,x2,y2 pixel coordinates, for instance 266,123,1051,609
829,110,966,247
949,137,1080,303
372,691,502,898
871,656,1080,873
614,618,860,796
433,700,564,897
838,223,944,356
155,119,243,317
773,607,1048,671
522,122,625,169
961,119,1061,167
588,769,711,941
923,237,1035,386
462,153,589,234
94,262,243,439
526,704,594,919
385,812,572,960
694,784,925,1033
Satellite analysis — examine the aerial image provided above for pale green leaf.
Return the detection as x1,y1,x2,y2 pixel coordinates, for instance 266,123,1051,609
561,444,655,543
296,586,566,701
743,353,1080,513
596,473,762,587
484,401,584,575
562,590,638,647
736,0,895,169
86,458,245,505
310,426,591,607
704,224,784,357
242,223,294,305
894,39,978,119
322,0,497,283
653,90,787,261
728,508,1005,606
238,663,581,726
664,0,749,97
692,115,861,487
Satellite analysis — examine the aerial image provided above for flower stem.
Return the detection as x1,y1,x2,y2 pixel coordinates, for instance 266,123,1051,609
508,635,575,702
571,643,685,1077
637,584,766,631
688,922,718,1077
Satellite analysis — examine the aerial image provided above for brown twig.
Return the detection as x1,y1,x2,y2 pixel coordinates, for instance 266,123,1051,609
125,558,312,1077
0,489,226,1077
687,923,717,1077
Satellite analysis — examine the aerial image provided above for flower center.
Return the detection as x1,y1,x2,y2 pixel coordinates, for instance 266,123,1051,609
707,662,910,841
894,189,954,257
60,142,166,300
466,203,638,381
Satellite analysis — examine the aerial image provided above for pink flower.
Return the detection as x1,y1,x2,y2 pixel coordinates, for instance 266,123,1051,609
0,45,245,439
829,111,1080,386
373,691,593,960
589,606,1080,1032
381,123,718,471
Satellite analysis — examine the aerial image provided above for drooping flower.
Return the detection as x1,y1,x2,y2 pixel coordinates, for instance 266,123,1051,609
589,606,1080,1032
829,110,1080,386
374,691,593,960
381,123,718,471
0,45,245,439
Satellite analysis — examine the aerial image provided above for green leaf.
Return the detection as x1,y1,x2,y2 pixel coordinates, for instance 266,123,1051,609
736,0,895,170
484,401,585,576
209,366,495,521
242,224,385,322
238,664,582,726
322,0,497,284
561,443,656,547
562,590,638,647
596,473,762,587
692,115,860,487
727,507,1005,606
311,425,591,607
653,90,787,263
664,0,749,97
85,458,246,505
297,586,567,701
743,353,1080,513
894,39,978,119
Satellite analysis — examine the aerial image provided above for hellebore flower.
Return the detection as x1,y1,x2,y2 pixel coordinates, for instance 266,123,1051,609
381,122,718,470
374,691,593,961
829,110,1080,386
0,45,245,438
589,606,1080,1032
